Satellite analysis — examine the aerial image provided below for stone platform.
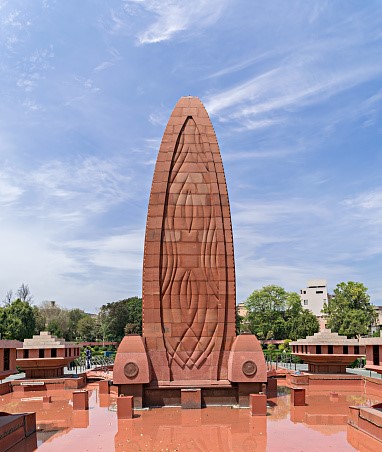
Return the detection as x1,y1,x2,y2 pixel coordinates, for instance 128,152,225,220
287,372,362,390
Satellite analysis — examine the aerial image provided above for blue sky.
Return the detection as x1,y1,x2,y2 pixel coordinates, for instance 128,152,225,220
1,1,382,312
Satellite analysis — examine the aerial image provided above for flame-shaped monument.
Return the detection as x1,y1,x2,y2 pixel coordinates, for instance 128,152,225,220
114,97,266,408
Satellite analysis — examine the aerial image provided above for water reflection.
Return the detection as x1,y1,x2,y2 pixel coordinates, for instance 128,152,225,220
115,409,267,452
1,382,382,450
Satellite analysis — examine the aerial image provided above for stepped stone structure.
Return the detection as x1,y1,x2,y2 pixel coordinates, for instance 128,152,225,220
290,329,365,374
16,331,80,378
114,96,266,407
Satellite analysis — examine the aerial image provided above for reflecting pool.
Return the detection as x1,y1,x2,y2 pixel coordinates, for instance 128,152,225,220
1,381,381,451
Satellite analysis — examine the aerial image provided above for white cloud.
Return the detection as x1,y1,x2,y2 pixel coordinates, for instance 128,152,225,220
94,61,114,72
120,0,228,44
223,147,298,162
28,156,132,219
206,58,382,120
65,230,145,271
232,199,329,225
0,174,23,205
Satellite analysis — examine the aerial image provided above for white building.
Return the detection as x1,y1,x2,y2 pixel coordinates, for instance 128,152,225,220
300,279,328,317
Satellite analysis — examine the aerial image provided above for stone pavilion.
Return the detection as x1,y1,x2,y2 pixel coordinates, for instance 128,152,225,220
290,329,364,374
16,331,80,379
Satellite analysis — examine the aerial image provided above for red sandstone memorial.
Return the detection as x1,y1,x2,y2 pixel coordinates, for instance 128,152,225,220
114,96,266,407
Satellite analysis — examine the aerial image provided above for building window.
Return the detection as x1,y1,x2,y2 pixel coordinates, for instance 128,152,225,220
354,346,359,354
304,300,308,305
51,348,57,358
316,290,323,294
303,291,306,294
39,349,44,358
328,345,333,354
373,345,379,365
343,346,348,354
316,345,322,354
4,349,10,371
23,349,29,359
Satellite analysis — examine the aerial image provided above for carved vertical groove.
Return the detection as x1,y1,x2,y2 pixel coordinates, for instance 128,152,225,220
160,117,222,371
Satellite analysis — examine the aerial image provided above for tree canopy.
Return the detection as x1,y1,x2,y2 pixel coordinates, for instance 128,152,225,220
0,299,36,341
98,297,142,342
244,285,319,341
1,283,142,343
322,281,376,338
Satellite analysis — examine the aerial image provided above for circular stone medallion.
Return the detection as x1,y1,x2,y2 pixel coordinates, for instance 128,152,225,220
124,362,139,379
242,360,257,377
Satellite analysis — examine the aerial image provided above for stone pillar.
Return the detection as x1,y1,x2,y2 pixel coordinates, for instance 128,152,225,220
291,388,305,406
73,390,89,410
181,388,202,409
117,395,134,419
267,377,277,393
99,380,109,394
249,393,267,416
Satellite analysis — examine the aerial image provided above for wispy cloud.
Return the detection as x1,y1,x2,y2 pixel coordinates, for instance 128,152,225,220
0,156,134,228
64,76,100,106
223,147,298,162
0,7,31,50
206,56,382,121
0,173,24,205
65,230,145,271
113,0,228,44
204,52,275,80
205,9,382,135
29,156,132,217
343,188,382,226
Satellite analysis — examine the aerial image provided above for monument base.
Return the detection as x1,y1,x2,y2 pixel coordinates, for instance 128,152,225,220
113,333,267,408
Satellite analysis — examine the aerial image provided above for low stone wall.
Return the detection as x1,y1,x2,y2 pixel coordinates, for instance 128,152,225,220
0,381,11,396
286,372,362,390
348,405,382,444
0,412,36,452
364,377,382,397
11,375,87,395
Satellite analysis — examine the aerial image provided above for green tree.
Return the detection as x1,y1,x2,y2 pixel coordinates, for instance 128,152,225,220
99,297,142,342
244,285,319,341
285,292,319,340
322,281,377,338
77,315,97,341
67,308,87,341
33,306,46,334
287,308,320,340
236,313,244,334
37,301,70,339
0,299,36,341
244,285,289,340
47,318,63,338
